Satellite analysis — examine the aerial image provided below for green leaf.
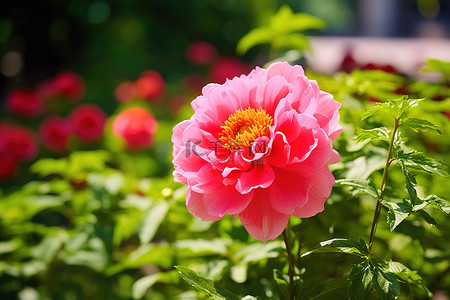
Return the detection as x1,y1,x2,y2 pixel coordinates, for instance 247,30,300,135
300,278,348,300
381,201,412,231
139,200,170,244
387,261,432,298
416,210,437,226
335,179,379,198
402,118,441,134
236,28,272,55
301,238,368,258
355,127,390,144
396,150,449,177
362,96,423,121
413,195,450,214
373,268,401,300
132,273,160,299
273,269,289,300
348,260,374,300
175,266,240,300
398,160,419,205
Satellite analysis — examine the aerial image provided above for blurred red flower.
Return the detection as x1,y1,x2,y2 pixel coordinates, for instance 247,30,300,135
39,116,71,153
0,123,38,161
0,151,17,180
68,104,106,143
186,41,217,65
37,71,85,102
114,81,138,103
112,107,158,150
209,56,250,84
5,88,43,118
134,70,165,101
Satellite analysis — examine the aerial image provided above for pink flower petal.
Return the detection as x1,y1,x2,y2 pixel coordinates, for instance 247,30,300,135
293,167,334,218
268,167,313,214
238,189,290,242
235,162,275,194
203,185,254,217
187,188,222,221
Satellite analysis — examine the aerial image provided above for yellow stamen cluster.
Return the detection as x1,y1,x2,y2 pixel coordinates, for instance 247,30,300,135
219,107,273,152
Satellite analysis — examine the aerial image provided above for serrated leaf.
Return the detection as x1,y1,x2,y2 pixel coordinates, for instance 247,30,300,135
301,238,368,258
396,150,449,177
335,179,379,198
175,266,240,300
355,127,390,144
416,210,437,226
415,195,450,214
402,118,441,134
362,96,423,121
373,268,401,300
132,273,160,299
398,160,418,205
381,201,412,231
348,260,374,300
387,261,433,298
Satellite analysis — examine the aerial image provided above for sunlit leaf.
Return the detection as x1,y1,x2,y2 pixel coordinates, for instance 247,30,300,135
402,118,441,135
362,96,423,121
301,238,368,258
335,179,379,198
398,160,418,205
373,268,401,300
139,200,170,244
132,273,160,299
355,127,390,144
396,150,449,177
348,259,374,300
236,28,272,55
381,201,412,231
387,261,432,298
175,265,240,300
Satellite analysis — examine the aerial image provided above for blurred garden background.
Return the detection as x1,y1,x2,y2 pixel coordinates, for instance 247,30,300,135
0,0,449,299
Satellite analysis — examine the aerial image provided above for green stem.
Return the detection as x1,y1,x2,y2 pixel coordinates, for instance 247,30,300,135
283,229,295,300
368,118,399,252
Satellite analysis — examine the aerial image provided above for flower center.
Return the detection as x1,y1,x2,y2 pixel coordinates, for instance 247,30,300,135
219,107,273,152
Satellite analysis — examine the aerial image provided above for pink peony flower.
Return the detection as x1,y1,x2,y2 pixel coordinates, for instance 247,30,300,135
5,88,43,118
134,70,165,101
0,151,17,180
37,71,85,102
0,123,38,161
68,104,107,143
209,56,251,84
172,62,342,242
114,81,138,103
39,116,72,153
112,107,158,150
186,41,217,65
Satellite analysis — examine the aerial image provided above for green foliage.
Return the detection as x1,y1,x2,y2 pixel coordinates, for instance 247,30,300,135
237,5,325,56
175,266,241,300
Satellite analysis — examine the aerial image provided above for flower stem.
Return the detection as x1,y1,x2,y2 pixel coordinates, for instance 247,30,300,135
368,118,399,252
283,228,295,300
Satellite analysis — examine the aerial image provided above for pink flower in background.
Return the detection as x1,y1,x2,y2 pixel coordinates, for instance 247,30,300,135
0,151,17,180
0,123,38,161
68,104,106,143
39,116,71,153
186,41,217,65
172,62,341,242
5,88,43,118
112,107,158,150
38,71,85,102
209,56,250,84
114,81,138,103
135,70,165,101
